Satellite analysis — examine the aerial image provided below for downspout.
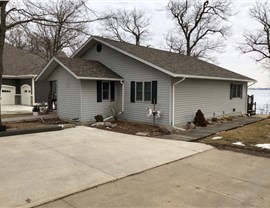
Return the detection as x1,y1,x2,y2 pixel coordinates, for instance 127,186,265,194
172,77,186,131
120,80,124,112
32,77,36,105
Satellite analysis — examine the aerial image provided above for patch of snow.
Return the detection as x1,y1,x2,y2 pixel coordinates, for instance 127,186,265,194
212,136,223,140
255,144,270,149
232,142,245,146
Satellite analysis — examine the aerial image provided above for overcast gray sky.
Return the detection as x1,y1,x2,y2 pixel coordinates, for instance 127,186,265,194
90,0,270,88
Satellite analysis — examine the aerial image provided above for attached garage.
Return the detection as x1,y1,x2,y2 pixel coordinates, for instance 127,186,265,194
1,85,15,105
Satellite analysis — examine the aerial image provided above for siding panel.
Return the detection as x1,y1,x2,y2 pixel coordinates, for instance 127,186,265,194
82,43,171,125
81,80,113,122
173,78,247,124
48,66,81,121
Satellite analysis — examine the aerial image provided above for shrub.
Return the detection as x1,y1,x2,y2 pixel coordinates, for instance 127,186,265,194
211,117,218,122
94,115,103,122
32,105,40,112
193,110,208,127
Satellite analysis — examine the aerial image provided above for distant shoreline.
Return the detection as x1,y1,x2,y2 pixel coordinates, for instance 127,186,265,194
249,88,270,90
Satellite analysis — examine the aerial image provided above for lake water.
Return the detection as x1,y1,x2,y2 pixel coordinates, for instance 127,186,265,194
248,88,270,114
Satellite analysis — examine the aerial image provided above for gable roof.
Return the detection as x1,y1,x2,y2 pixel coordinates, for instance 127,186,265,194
3,43,45,77
74,36,255,82
36,56,123,81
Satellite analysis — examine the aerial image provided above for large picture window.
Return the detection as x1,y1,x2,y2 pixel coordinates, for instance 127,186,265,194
131,81,157,104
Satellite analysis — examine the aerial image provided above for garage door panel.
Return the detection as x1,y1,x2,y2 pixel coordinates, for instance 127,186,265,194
1,85,15,105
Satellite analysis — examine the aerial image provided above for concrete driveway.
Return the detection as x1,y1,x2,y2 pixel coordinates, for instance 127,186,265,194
40,149,270,208
0,126,212,208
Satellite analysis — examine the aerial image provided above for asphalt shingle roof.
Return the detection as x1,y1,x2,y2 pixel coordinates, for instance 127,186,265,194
3,43,45,76
93,37,254,81
56,56,122,79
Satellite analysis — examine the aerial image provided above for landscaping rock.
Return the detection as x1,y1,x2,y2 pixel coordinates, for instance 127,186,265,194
136,132,149,136
184,122,196,130
158,125,174,134
95,122,104,127
111,123,117,128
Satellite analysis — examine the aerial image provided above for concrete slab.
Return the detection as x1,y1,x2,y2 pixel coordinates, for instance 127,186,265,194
42,149,270,208
0,126,212,208
1,105,33,114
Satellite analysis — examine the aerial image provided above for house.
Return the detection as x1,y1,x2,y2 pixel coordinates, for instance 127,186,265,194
2,43,49,105
36,36,255,127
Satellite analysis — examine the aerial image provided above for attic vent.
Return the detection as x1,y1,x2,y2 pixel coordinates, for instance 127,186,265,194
96,44,102,52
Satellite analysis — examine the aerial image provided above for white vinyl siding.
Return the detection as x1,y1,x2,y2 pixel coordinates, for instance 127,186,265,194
173,78,247,125
81,80,113,122
47,66,81,121
82,43,171,125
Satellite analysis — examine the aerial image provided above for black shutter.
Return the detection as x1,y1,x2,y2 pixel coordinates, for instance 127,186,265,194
130,81,135,103
152,81,157,104
230,83,233,100
110,81,115,101
97,81,102,102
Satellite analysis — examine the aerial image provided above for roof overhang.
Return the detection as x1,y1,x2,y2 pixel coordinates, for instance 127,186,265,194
174,74,256,83
73,37,255,83
36,57,124,82
3,74,36,79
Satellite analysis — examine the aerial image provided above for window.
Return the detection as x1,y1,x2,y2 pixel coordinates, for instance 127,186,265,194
136,82,143,101
102,82,109,100
230,83,243,99
131,81,157,103
144,82,151,101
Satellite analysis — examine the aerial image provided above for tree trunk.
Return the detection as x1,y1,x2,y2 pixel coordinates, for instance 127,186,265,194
47,81,53,113
0,2,7,125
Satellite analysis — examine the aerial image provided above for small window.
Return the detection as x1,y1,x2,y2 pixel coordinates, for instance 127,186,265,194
102,82,109,100
96,44,102,52
230,83,243,98
136,82,143,101
144,82,151,101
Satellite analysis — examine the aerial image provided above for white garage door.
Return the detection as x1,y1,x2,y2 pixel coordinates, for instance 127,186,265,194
1,85,15,105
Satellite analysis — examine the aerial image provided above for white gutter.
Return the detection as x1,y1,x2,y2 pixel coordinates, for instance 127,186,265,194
175,74,255,83
248,81,256,87
120,80,124,112
172,77,186,131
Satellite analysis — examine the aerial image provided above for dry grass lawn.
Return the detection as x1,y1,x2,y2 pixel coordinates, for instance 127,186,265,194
201,119,270,153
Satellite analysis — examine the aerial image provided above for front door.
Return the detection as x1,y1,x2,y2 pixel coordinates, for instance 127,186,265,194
21,84,31,105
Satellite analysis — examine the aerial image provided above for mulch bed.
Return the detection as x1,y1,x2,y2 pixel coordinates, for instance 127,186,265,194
4,118,67,130
93,120,168,137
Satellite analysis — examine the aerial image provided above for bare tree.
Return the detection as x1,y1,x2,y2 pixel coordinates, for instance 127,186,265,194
6,0,104,61
0,0,51,126
101,8,151,45
165,0,232,61
240,2,270,65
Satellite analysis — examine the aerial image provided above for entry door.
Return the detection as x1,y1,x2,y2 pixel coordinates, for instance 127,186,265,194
21,84,31,105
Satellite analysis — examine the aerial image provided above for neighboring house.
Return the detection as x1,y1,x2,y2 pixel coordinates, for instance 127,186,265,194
36,36,255,126
2,43,49,105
